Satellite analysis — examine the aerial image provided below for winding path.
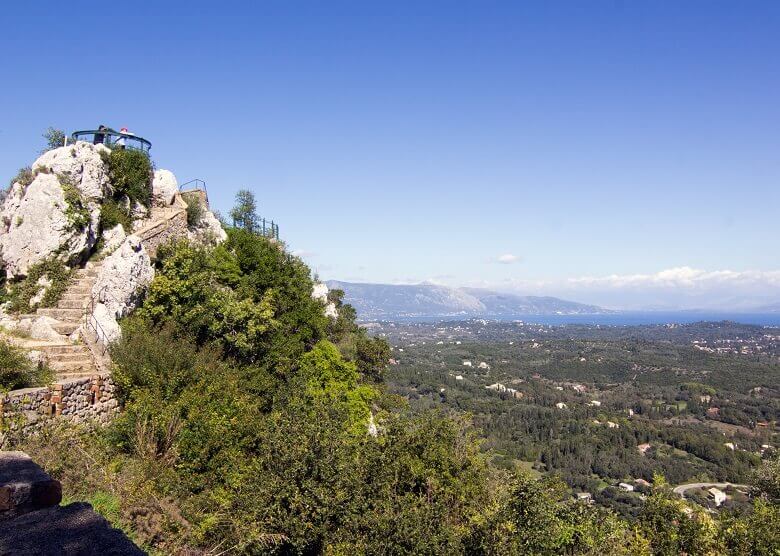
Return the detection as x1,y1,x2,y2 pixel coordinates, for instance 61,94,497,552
672,482,749,497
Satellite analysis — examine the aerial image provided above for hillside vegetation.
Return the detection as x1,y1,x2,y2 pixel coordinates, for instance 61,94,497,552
11,195,780,555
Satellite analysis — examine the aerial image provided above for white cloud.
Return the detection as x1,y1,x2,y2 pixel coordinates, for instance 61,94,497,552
292,249,317,258
567,267,780,290
496,253,520,264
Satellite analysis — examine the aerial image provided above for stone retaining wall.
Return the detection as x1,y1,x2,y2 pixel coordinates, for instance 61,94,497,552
0,374,118,436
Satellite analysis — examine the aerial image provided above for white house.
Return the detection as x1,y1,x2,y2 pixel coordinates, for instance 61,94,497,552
455,375,464,381
708,487,727,507
618,482,634,492
589,400,602,407
556,402,567,410
462,361,472,367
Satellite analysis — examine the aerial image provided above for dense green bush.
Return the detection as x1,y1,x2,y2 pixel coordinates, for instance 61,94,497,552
99,199,133,234
0,338,51,391
182,192,204,226
6,257,73,312
139,229,327,375
103,148,153,207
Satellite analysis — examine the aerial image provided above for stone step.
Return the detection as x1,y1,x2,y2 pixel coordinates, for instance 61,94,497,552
46,353,93,364
38,344,90,355
59,294,89,301
57,299,87,310
52,321,80,335
64,287,92,296
55,371,97,381
48,359,94,372
74,268,101,278
36,308,83,321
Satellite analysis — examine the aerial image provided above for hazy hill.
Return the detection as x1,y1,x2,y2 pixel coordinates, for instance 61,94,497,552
327,281,608,319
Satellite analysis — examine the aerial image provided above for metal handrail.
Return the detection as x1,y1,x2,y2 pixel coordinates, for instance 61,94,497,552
257,218,280,240
83,286,124,354
83,297,110,355
71,129,152,153
179,179,208,203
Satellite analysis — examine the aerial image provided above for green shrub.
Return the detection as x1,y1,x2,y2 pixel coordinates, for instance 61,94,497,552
103,149,153,207
0,338,52,390
99,199,133,233
182,192,204,227
7,258,73,312
58,174,91,231
9,166,33,188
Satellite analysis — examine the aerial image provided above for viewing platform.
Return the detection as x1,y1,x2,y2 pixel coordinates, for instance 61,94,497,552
70,129,152,154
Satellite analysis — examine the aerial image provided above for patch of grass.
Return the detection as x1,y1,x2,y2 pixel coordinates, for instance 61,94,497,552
0,338,52,390
7,258,73,313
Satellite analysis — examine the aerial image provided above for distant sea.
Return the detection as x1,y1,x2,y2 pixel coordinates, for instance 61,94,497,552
375,312,780,327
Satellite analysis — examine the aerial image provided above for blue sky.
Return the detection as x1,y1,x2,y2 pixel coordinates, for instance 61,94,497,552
1,1,778,309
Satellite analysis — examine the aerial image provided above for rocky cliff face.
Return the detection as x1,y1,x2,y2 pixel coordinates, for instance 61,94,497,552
0,142,115,278
0,141,227,345
90,235,155,342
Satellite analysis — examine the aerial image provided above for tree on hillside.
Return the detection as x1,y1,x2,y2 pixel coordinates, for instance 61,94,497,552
752,453,780,503
229,189,259,232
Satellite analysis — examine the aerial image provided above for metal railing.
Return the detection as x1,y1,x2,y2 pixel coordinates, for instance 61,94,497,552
83,285,123,355
257,218,279,240
71,129,152,153
179,179,208,202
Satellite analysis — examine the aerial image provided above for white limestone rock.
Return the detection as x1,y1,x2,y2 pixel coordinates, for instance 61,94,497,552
188,206,228,245
88,303,122,344
101,224,126,255
312,282,329,302
28,276,53,307
30,316,66,342
32,142,111,201
0,173,94,279
17,315,65,342
90,235,154,341
312,282,338,319
92,235,154,319
152,169,178,206
324,302,338,319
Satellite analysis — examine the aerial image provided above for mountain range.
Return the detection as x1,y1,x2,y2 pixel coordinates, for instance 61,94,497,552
327,281,609,319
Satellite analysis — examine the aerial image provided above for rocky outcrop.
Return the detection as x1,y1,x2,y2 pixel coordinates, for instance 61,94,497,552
152,169,178,206
312,282,338,319
0,173,93,279
90,236,154,343
32,142,111,201
188,205,228,245
0,143,112,279
101,224,126,255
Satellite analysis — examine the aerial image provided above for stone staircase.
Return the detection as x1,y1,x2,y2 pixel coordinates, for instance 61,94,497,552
17,261,104,379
